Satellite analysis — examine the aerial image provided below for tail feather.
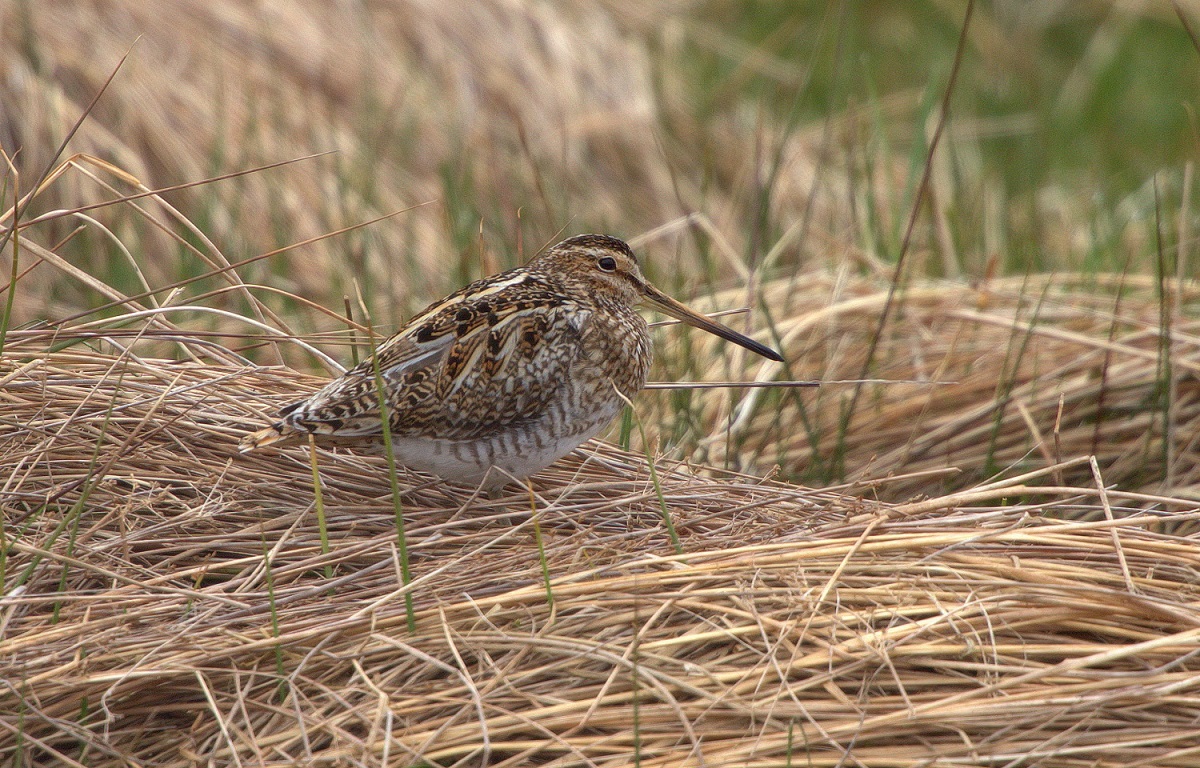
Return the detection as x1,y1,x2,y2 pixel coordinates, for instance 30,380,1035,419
241,384,384,453
238,422,295,453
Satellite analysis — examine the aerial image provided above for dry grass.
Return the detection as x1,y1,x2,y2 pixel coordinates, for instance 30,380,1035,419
5,4,1200,765
0,0,859,324
12,164,1199,503
3,338,1200,767
4,152,1198,507
5,159,1198,763
662,271,1200,500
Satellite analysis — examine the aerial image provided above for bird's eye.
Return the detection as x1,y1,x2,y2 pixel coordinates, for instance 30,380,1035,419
598,256,617,272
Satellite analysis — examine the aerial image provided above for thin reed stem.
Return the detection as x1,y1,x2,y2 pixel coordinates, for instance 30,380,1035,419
527,480,554,611
366,321,417,633
307,435,333,580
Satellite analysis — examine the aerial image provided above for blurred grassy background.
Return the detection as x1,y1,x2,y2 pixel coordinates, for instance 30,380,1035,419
5,2,1196,305
697,0,1199,273
3,0,1199,493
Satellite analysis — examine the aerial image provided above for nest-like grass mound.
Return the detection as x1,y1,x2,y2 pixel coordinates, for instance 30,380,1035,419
3,345,1200,767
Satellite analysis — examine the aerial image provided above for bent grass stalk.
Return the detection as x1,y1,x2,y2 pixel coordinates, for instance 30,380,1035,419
631,616,643,768
1152,184,1175,484
306,435,333,580
262,538,288,703
1,159,18,357
618,405,633,450
366,322,417,633
616,388,682,555
25,370,124,601
527,479,554,611
986,279,1046,480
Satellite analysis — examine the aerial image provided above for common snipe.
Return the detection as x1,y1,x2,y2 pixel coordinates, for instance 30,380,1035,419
240,234,783,487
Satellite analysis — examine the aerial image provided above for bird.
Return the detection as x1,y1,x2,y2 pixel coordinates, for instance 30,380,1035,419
239,234,783,488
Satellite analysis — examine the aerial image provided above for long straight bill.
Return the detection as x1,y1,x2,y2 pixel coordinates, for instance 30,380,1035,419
641,285,784,362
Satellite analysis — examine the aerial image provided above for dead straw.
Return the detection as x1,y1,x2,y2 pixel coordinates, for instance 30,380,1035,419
2,339,1199,767
663,271,1200,502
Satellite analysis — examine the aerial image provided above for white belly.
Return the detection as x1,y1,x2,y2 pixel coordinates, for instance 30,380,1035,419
389,410,617,488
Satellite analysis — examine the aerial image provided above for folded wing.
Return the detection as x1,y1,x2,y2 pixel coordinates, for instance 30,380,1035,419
239,281,589,451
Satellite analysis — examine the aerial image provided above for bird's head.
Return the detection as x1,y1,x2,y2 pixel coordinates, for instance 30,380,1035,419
536,234,783,362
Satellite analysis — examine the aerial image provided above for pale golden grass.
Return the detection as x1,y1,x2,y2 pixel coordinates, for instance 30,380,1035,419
2,338,1200,766
4,7,1200,764
663,271,1200,500
0,0,861,324
6,152,1199,507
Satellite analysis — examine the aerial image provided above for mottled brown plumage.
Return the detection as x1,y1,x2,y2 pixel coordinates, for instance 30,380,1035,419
240,234,782,487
